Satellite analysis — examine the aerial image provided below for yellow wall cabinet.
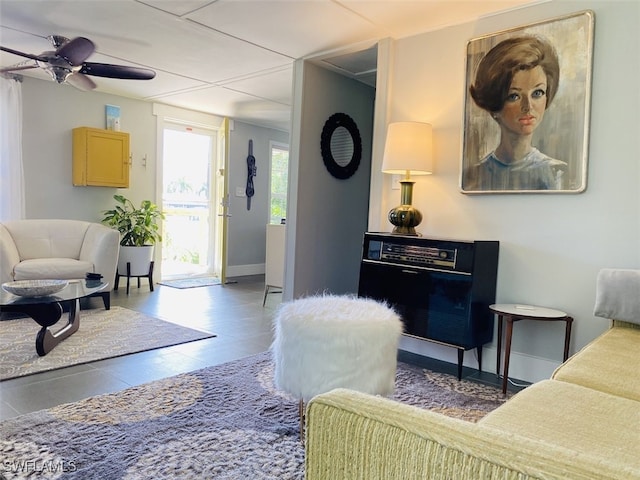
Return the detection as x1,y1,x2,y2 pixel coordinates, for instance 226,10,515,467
73,127,130,187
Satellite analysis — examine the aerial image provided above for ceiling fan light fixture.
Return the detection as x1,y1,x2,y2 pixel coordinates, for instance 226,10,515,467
47,35,69,49
1,34,154,89
47,65,71,83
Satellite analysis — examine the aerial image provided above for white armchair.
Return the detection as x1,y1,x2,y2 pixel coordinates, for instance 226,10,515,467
0,219,119,309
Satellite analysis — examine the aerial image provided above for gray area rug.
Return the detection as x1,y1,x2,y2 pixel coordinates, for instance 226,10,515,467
0,306,215,381
0,351,508,479
158,277,222,289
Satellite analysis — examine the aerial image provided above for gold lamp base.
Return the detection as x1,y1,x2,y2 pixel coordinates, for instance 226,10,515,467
388,205,422,236
388,180,422,236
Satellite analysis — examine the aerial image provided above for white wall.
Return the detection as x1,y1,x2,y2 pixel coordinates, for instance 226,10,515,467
19,76,286,277
371,1,640,381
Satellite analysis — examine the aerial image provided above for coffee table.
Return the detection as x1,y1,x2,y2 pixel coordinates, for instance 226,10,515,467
0,280,107,356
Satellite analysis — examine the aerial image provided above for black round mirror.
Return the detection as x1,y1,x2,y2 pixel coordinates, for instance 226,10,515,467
320,113,362,179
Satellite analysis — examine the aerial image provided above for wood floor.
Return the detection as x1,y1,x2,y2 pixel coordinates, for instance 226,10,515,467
0,274,522,421
0,275,280,420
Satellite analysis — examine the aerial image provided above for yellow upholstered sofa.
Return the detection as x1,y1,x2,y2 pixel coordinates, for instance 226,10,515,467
305,269,640,480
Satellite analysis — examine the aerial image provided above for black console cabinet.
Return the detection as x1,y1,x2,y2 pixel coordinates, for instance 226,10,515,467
357,233,499,379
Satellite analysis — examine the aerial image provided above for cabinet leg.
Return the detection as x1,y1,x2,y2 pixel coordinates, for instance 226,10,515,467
457,349,464,380
477,345,483,372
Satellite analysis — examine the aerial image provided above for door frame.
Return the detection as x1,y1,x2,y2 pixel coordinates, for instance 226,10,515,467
153,104,229,282
216,118,230,284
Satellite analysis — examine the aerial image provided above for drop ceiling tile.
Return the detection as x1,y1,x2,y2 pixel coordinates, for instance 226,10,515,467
149,84,256,118
321,45,378,75
233,100,291,131
184,0,384,58
343,0,546,38
136,0,215,17
223,65,293,105
0,0,545,131
86,69,208,101
0,0,291,84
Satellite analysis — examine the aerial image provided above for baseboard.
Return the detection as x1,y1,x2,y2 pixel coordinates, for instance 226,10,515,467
399,335,562,384
226,263,265,278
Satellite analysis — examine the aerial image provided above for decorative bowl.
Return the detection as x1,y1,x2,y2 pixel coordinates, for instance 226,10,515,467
2,279,69,297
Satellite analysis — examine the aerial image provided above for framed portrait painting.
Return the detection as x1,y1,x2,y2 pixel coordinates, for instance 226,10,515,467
461,10,595,194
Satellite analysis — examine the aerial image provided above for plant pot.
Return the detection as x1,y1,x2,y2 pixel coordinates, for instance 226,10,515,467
117,245,154,276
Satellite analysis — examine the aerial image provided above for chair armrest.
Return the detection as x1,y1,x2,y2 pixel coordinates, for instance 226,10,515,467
79,224,120,290
306,388,630,480
0,223,20,285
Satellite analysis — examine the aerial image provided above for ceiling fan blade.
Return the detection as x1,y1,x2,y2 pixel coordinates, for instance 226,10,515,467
56,37,95,66
65,72,97,91
0,45,46,62
80,62,155,80
0,64,38,73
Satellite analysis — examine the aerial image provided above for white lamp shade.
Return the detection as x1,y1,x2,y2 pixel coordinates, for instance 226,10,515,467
381,122,433,175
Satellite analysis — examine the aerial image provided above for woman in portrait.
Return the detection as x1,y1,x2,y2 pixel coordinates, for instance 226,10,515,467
463,35,567,191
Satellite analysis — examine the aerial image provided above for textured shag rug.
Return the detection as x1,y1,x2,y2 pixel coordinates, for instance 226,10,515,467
0,307,215,381
0,351,508,479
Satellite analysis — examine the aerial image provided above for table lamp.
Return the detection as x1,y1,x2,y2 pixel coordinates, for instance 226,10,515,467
381,122,433,236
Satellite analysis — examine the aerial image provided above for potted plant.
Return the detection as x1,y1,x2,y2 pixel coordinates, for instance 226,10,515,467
101,194,165,277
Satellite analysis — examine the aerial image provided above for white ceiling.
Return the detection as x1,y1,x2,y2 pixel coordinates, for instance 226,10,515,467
0,0,543,131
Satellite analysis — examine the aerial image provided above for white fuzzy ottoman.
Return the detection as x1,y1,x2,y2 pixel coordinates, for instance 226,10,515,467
272,295,403,403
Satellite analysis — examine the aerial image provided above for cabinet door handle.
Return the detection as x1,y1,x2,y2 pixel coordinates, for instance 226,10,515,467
402,269,418,274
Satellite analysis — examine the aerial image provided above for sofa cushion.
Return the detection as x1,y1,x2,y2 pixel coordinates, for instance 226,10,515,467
13,258,94,280
480,380,640,477
552,326,640,401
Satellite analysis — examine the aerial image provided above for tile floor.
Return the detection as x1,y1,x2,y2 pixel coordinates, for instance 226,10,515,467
1,275,522,421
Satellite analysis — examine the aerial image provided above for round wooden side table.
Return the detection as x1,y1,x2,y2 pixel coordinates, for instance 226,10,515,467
490,304,573,395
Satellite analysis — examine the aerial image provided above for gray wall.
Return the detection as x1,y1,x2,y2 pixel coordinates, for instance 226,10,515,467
19,77,286,277
286,61,375,299
22,79,156,220
227,120,288,274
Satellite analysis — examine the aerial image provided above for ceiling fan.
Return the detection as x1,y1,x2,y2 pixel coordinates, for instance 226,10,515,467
0,35,155,90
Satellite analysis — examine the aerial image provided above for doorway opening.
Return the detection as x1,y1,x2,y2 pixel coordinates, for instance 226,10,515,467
269,141,289,225
161,123,218,280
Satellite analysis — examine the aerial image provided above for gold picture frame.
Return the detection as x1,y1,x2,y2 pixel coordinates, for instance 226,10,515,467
461,11,595,194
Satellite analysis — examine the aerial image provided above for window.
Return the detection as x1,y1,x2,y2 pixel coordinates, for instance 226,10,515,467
269,142,289,225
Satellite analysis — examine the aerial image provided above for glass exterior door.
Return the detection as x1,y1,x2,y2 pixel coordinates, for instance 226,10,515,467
161,124,217,279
